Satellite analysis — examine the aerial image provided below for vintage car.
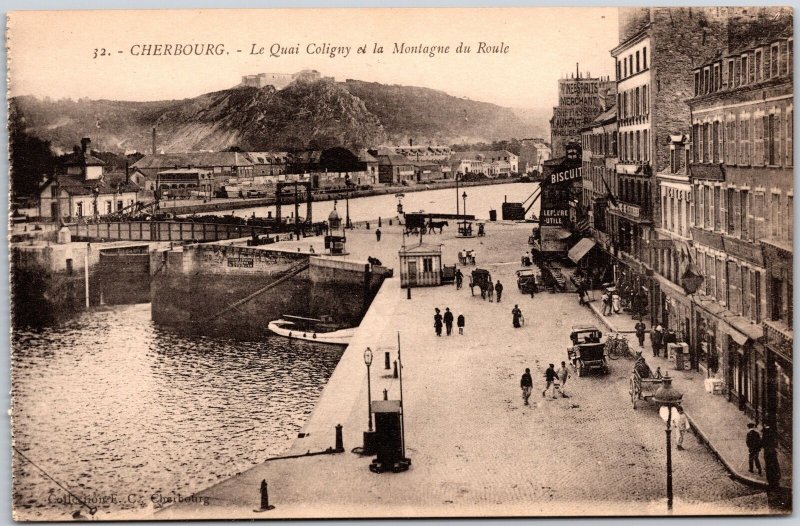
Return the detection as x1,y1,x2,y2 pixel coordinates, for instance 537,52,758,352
567,324,609,376
516,269,539,294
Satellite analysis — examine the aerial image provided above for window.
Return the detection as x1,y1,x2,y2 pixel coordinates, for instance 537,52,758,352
636,50,640,72
754,191,766,239
771,192,781,237
76,202,83,217
642,84,648,114
617,60,622,80
741,55,749,85
643,47,648,69
788,39,793,75
670,148,678,173
692,124,700,162
787,194,793,242
755,49,763,81
741,115,750,165
727,188,736,233
636,131,641,160
742,269,751,319
624,57,628,77
787,107,793,167
714,63,721,91
707,254,716,297
643,130,648,161
705,186,712,229
771,43,780,77
740,189,749,239
728,59,735,87
768,113,776,165
670,196,676,230
51,185,58,198
717,257,726,305
714,186,721,231
752,270,762,323
422,257,433,272
694,71,701,96
634,88,640,116
712,121,720,162
703,67,710,94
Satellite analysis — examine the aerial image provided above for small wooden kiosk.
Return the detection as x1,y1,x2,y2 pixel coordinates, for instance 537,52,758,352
399,243,442,288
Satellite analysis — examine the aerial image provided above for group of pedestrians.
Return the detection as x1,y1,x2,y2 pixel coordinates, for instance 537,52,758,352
519,362,572,404
433,307,465,336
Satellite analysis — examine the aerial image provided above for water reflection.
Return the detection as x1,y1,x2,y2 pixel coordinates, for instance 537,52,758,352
12,304,342,518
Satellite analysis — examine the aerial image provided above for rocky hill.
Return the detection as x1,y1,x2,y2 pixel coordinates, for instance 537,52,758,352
10,76,547,154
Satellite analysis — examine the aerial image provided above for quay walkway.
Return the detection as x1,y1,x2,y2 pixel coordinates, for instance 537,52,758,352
159,223,771,518
586,300,792,494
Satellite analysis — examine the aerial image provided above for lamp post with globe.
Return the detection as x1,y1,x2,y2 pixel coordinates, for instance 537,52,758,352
653,375,684,511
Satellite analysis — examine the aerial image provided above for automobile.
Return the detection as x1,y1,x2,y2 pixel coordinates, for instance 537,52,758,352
567,324,609,376
516,268,539,294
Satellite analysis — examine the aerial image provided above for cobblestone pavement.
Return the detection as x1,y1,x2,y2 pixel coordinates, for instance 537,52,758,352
162,223,769,519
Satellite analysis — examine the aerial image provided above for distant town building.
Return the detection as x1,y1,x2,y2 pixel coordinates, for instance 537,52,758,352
375,154,415,184
579,105,617,251
240,69,322,90
131,152,254,191
380,145,452,162
449,150,518,177
39,137,140,220
154,168,215,198
245,152,290,182
518,138,551,174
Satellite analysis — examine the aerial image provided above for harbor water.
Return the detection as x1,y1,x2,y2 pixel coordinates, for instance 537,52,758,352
12,304,343,518
228,181,541,223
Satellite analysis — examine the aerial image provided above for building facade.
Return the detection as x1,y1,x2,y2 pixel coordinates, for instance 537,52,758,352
688,26,793,443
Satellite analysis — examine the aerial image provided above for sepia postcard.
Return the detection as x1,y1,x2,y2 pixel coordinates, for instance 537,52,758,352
7,6,794,520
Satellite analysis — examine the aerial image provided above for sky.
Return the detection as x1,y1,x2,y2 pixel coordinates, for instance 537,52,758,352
8,8,619,109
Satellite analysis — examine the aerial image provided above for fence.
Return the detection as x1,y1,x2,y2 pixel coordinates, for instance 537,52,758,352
68,221,274,242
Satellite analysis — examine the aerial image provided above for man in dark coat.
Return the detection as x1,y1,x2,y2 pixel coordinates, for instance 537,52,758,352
455,269,463,289
495,280,504,303
520,368,533,405
542,364,557,399
635,320,647,348
375,228,382,241
512,305,523,328
443,307,454,336
746,422,763,475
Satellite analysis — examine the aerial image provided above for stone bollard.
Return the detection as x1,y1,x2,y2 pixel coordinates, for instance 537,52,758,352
255,479,275,512
378,217,382,227
407,286,411,300
383,388,388,400
393,360,399,379
366,222,370,230
335,424,344,452
384,351,391,370
389,219,392,226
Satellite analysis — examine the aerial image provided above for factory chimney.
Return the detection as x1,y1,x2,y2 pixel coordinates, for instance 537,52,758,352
152,127,157,155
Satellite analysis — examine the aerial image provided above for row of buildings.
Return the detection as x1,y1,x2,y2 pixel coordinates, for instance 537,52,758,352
573,7,792,448
37,140,538,220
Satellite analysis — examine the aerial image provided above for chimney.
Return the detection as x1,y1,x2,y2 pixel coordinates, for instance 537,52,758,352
152,127,157,155
81,137,91,154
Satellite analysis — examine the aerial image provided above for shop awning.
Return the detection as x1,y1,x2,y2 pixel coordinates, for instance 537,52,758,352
721,315,764,345
568,238,597,263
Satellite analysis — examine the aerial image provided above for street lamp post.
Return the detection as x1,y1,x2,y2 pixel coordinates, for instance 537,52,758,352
462,191,468,217
456,174,460,217
364,347,374,432
653,375,684,511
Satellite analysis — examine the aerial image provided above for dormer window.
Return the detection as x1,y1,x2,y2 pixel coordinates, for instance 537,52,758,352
755,49,763,81
771,43,780,77
713,63,721,91
694,70,701,96
728,59,735,88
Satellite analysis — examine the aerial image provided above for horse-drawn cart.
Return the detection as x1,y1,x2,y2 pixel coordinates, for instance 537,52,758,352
629,358,672,409
469,268,492,297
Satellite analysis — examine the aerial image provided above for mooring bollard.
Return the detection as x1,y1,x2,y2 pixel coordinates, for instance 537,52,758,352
255,479,275,512
378,217,382,227
383,388,388,400
393,360,398,379
384,351,391,369
389,219,392,226
335,424,344,452
407,286,411,300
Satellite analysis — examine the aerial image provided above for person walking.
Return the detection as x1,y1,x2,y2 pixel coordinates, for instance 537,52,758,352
577,281,587,306
601,291,611,315
556,361,571,398
512,305,523,328
433,308,443,337
375,228,381,242
542,364,558,399
651,325,663,357
455,268,463,290
674,406,689,450
443,308,454,336
457,313,465,335
487,280,494,302
520,368,533,405
495,280,504,303
746,422,763,475
635,319,647,348
611,291,621,314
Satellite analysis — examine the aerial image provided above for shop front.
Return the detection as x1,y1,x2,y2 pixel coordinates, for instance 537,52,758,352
692,299,723,378
719,317,767,421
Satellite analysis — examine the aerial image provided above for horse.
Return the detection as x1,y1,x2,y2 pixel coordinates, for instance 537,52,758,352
427,220,449,234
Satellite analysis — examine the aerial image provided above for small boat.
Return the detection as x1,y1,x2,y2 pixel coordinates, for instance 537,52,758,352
268,315,356,346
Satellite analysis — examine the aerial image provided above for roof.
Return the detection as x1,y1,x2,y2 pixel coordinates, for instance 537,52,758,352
355,149,378,163
399,242,442,255
245,152,289,164
131,152,253,169
376,154,413,166
156,168,213,175
44,172,140,196
64,150,106,167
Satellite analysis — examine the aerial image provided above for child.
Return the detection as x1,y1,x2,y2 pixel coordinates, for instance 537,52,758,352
457,313,465,335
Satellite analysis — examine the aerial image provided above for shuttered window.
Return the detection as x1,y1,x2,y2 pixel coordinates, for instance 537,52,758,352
728,261,741,315
718,257,727,306
787,107,793,166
